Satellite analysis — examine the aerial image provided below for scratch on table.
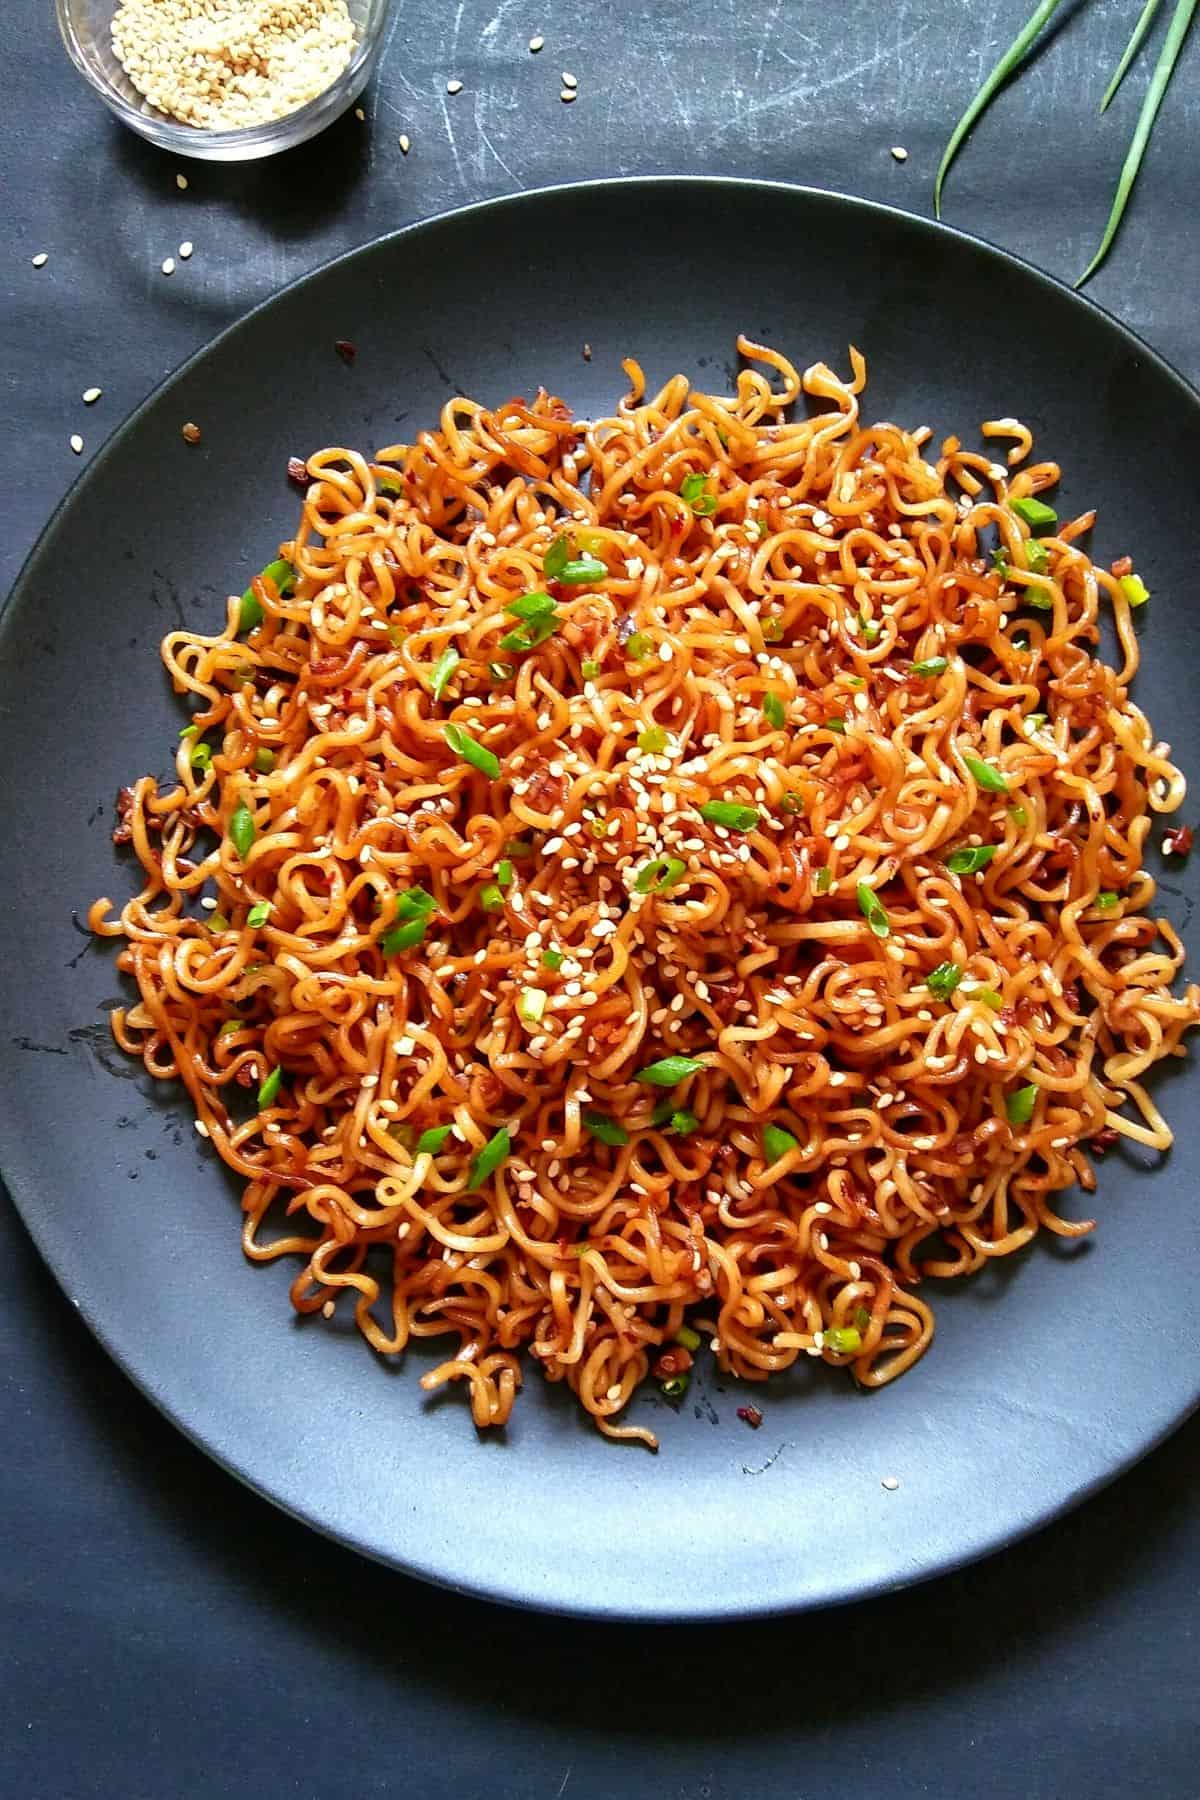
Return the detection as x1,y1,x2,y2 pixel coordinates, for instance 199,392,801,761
473,92,522,188
555,1767,572,1798
742,1441,794,1477
480,0,524,51
745,21,931,121
438,93,468,193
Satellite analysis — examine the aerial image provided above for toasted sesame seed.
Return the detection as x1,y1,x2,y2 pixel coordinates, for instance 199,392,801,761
161,257,175,276
194,1119,210,1138
31,252,47,268
399,133,411,153
890,146,908,162
882,1475,901,1491
561,70,578,88
446,77,463,94
178,240,193,259
175,171,188,189
82,387,102,405
354,106,365,120
69,434,83,454
528,33,544,51
560,87,576,102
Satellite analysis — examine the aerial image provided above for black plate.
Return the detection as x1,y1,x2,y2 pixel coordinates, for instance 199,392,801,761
3,179,1200,1621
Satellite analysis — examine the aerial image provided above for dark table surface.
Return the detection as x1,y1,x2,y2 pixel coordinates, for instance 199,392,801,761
4,2,1199,1795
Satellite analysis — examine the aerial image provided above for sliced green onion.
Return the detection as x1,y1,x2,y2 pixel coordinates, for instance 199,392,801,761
675,1324,701,1351
945,844,998,875
699,801,759,831
189,739,212,772
661,1373,690,1399
1101,0,1161,111
625,631,653,660
1022,586,1053,611
763,1124,799,1162
761,615,784,642
387,625,406,647
381,916,430,954
216,1019,242,1038
681,471,717,516
229,801,256,860
910,656,948,678
814,867,832,894
973,987,1005,1011
506,591,558,621
1120,573,1151,607
635,1055,706,1087
992,546,1010,577
650,1096,676,1127
468,1125,511,1189
823,1325,862,1356
499,616,558,653
540,947,565,971
1006,1084,1038,1126
1012,496,1058,532
858,614,882,645
856,881,891,939
853,1306,871,1332
180,724,199,739
558,555,607,585
1078,0,1199,287
778,793,804,814
395,886,437,920
584,1110,630,1147
209,913,229,933
934,0,1066,217
431,645,460,701
239,558,295,632
581,659,602,680
637,725,669,754
246,902,271,928
443,722,500,780
1025,539,1050,575
496,860,514,889
543,535,570,579
669,1109,701,1137
254,748,276,774
1026,713,1049,734
489,661,515,682
826,716,846,734
517,987,547,1025
1096,890,1120,909
762,692,786,729
257,1065,283,1110
634,856,686,895
479,883,505,912
415,1125,451,1154
1009,803,1029,827
964,754,1009,794
926,961,963,1000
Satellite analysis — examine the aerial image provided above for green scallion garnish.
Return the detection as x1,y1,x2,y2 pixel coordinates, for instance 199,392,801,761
380,916,430,955
189,739,213,772
910,656,948,678
543,535,570,579
581,659,602,680
489,661,515,682
1025,539,1050,575
1096,890,1120,909
1101,0,1162,112
814,867,833,893
625,631,653,660
257,1065,283,1110
675,1324,701,1351
558,554,607,585
934,0,1066,219
680,471,717,516
540,947,565,971
229,801,256,860
762,692,786,729
1009,803,1029,827
517,987,547,1026
506,591,557,621
443,722,500,780
826,716,846,734
246,902,271,928
973,987,1005,1011
1012,496,1058,532
430,644,460,701
926,962,963,1000
668,1109,701,1137
479,883,505,912
761,615,784,642
583,1110,630,1147
1120,573,1151,607
1022,586,1053,611
496,860,514,888
856,881,890,939
468,1126,511,1189
634,856,686,895
963,754,1009,794
699,801,759,832
239,558,295,632
823,1325,862,1356
661,1373,690,1399
637,725,669,754
1005,1084,1039,1126
415,1125,451,1154
635,1055,706,1087
499,616,558,654
945,844,998,875
254,748,276,774
763,1124,799,1162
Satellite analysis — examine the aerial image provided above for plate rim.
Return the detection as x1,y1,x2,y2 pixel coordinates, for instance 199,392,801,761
5,174,1200,1621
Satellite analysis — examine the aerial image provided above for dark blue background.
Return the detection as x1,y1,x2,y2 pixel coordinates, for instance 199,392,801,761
3,1,1198,1793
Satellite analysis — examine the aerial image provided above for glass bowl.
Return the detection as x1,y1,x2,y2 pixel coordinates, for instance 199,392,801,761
55,0,392,161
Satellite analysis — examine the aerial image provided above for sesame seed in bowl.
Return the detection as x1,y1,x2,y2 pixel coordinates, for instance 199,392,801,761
55,0,392,161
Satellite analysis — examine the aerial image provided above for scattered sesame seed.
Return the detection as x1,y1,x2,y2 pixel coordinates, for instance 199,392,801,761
69,434,83,454
181,421,201,443
161,257,175,276
354,106,365,120
31,253,47,268
399,133,411,153
175,171,188,189
528,33,544,51
560,87,577,102
446,78,463,94
82,387,102,405
194,1119,210,1138
322,1299,336,1318
882,1475,900,1491
561,70,578,88
178,240,193,259
890,146,908,162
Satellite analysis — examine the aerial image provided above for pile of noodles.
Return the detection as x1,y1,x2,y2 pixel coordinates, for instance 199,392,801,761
91,340,1200,1449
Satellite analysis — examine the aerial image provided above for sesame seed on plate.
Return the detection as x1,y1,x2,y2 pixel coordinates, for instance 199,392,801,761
82,387,102,404
161,257,175,276
178,240,193,259
446,78,463,94
399,133,411,153
69,434,83,454
528,33,544,51
561,70,578,88
354,106,365,120
882,1475,901,1491
31,252,48,268
175,172,188,189
890,146,908,162
560,87,576,102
